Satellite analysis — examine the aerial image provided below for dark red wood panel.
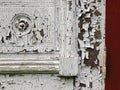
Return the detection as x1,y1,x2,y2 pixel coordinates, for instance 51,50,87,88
106,0,120,90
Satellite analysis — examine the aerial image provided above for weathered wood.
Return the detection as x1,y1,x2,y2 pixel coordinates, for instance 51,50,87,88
74,0,106,90
59,0,78,76
0,0,78,76
59,57,78,76
0,74,74,90
0,0,106,89
0,0,56,53
0,54,59,73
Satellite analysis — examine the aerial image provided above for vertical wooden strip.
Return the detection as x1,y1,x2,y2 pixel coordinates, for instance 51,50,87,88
75,0,106,90
59,0,78,76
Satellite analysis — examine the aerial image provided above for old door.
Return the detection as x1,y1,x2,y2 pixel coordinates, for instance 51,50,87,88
0,0,106,90
0,0,78,90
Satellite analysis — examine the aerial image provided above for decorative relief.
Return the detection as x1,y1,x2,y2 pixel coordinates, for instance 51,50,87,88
0,0,79,75
0,1,58,53
11,13,33,36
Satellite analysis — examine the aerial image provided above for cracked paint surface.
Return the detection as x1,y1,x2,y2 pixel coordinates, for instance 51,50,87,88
75,0,106,90
0,0,56,53
0,0,106,90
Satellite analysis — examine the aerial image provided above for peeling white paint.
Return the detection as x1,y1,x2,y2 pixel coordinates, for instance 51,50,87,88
0,0,105,90
75,0,106,90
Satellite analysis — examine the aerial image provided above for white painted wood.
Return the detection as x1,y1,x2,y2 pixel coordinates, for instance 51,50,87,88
0,74,74,90
0,1,56,53
74,0,106,90
0,0,78,76
0,54,59,73
59,57,78,76
0,0,106,90
58,0,79,76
